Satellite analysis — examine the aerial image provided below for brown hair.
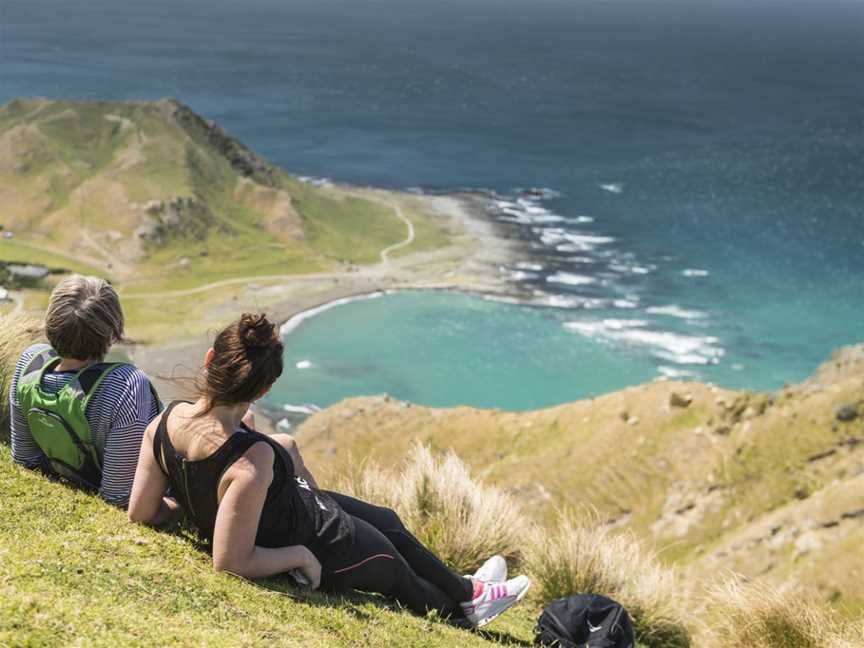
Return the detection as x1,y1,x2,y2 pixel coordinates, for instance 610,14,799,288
44,275,124,360
198,313,283,409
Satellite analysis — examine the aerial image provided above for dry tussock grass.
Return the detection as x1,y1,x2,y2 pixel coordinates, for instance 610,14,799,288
335,443,527,574
523,507,691,647
0,313,41,441
705,576,864,648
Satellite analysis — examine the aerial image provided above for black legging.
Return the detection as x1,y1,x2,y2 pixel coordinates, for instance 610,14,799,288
318,492,474,618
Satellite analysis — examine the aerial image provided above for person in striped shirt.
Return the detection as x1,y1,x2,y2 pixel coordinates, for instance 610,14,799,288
9,274,178,520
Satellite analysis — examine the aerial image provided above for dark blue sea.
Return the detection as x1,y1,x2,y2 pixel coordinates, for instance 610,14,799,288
3,0,863,408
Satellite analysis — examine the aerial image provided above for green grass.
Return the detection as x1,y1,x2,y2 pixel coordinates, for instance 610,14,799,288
34,103,130,174
392,209,452,258
282,177,408,264
0,445,539,647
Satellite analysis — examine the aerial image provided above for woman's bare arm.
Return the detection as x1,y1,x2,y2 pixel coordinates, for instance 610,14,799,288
212,441,321,587
128,419,182,526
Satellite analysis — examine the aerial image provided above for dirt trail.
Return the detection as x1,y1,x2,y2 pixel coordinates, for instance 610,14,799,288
378,201,415,264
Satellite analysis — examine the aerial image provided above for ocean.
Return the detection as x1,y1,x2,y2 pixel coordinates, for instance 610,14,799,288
3,0,863,411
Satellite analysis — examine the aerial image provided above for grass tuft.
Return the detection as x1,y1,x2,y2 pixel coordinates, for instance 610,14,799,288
523,507,691,648
0,313,42,441
704,576,864,648
335,443,527,575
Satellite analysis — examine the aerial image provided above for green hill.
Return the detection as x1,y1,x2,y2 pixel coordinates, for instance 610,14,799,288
0,98,454,340
0,441,544,648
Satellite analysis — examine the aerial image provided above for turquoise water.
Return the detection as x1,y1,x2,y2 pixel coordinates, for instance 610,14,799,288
264,291,795,413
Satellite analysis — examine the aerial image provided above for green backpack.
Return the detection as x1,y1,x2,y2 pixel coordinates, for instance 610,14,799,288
16,344,160,491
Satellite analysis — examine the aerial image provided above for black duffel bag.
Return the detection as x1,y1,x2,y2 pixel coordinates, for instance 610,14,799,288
535,593,636,648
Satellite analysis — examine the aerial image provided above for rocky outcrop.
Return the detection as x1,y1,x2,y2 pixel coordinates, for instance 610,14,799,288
160,99,278,187
135,195,229,244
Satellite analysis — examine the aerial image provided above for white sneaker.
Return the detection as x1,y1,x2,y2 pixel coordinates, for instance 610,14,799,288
461,575,531,628
470,555,507,584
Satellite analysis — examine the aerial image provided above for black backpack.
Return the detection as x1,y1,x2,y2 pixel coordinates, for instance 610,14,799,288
535,594,636,648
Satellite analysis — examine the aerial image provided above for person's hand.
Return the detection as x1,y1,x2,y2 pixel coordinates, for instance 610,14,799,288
298,546,322,590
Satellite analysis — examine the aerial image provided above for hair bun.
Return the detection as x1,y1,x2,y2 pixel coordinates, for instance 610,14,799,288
239,313,278,350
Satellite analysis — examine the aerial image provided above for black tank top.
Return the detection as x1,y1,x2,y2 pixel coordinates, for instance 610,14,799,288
154,402,354,564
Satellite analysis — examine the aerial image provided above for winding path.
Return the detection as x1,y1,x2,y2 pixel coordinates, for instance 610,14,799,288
120,271,342,300
378,202,415,265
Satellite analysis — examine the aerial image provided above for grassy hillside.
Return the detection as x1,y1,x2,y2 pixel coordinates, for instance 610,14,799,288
2,312,863,646
0,98,453,338
295,346,864,614
0,444,545,648
0,316,541,647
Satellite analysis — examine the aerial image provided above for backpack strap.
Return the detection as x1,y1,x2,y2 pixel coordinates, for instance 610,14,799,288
19,344,58,384
72,362,163,413
74,362,125,401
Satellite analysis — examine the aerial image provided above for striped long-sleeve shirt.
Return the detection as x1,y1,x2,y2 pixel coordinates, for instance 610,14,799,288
9,344,159,508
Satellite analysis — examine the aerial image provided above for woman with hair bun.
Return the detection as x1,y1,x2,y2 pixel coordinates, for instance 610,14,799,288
128,313,530,628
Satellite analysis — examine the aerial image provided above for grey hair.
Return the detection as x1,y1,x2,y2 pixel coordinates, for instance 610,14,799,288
44,275,125,360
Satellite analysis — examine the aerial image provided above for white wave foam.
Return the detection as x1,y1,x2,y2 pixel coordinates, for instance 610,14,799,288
682,268,709,278
646,305,706,320
496,203,565,225
281,292,386,335
297,175,333,188
295,360,313,370
657,366,697,379
572,216,595,224
538,228,615,250
537,294,608,309
613,298,639,309
516,262,544,271
564,320,724,365
603,318,649,330
609,263,655,275
568,234,615,245
529,214,566,224
282,403,322,415
515,199,548,213
622,330,723,365
564,321,608,336
546,272,597,286
564,318,646,336
599,183,623,194
506,270,537,281
482,295,523,305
